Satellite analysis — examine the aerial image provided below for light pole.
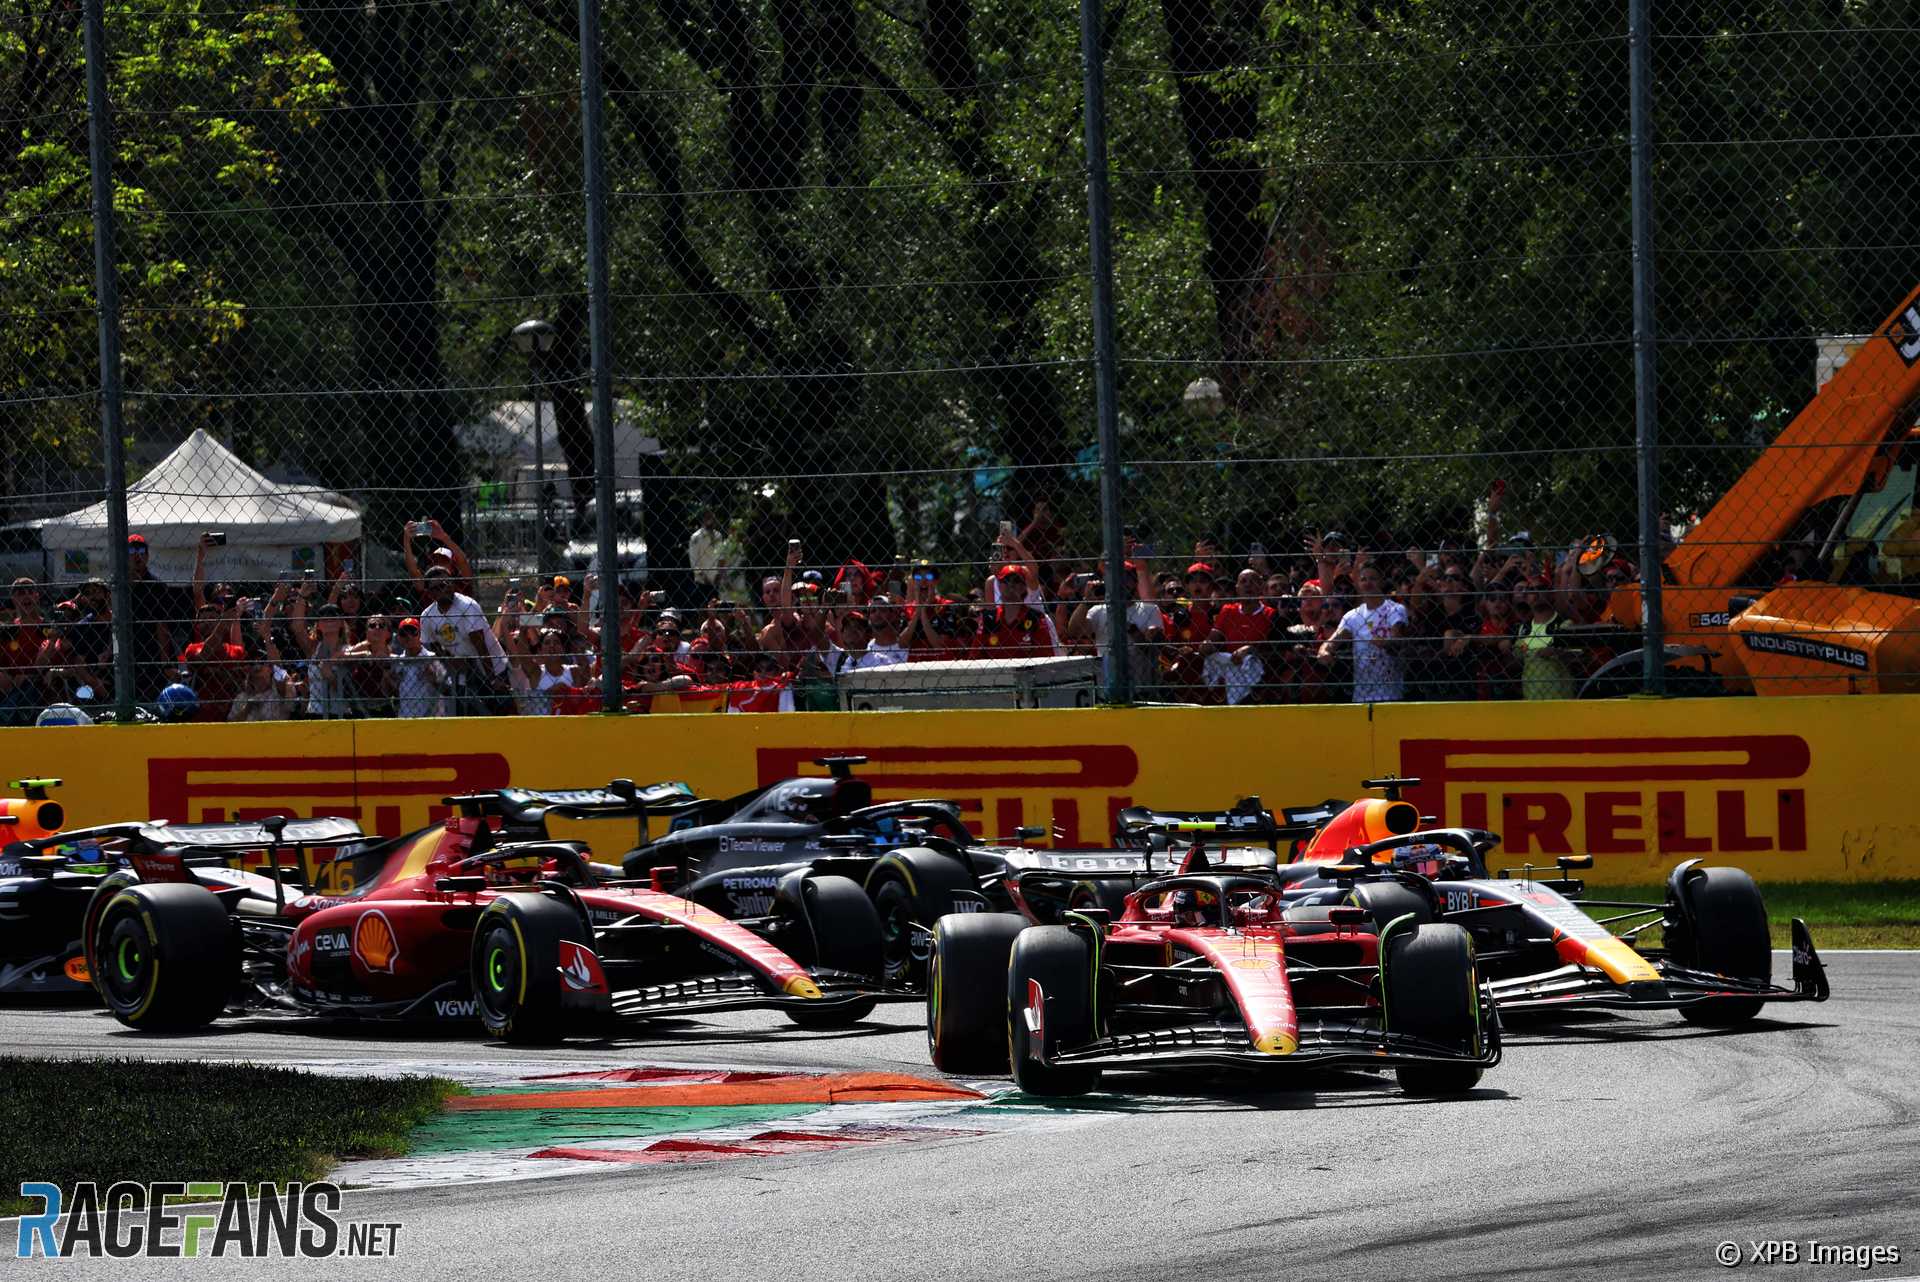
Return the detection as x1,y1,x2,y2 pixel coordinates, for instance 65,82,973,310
511,318,558,574
1182,376,1225,419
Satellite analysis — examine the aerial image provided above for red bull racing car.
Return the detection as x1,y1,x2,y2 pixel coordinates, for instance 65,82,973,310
0,779,97,995
1119,778,1830,1025
56,786,884,1042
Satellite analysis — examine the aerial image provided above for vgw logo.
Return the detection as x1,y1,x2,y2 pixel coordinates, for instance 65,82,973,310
15,1182,401,1260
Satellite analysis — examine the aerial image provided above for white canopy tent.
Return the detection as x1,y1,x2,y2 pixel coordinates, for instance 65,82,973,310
458,400,662,501
38,429,362,582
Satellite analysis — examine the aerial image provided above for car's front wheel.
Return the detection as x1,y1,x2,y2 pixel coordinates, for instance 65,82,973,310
1669,866,1770,1026
1007,926,1102,1098
472,894,593,1044
1383,922,1487,1096
926,912,1026,1073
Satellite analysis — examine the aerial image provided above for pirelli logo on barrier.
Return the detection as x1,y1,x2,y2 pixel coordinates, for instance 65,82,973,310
1399,736,1811,859
147,753,512,832
755,745,1141,845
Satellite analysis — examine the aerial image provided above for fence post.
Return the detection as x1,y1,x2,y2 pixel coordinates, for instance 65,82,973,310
1079,0,1132,704
578,0,621,711
83,0,136,722
1629,0,1664,695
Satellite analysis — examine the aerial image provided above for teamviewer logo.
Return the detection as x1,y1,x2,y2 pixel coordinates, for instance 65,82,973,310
15,1182,401,1260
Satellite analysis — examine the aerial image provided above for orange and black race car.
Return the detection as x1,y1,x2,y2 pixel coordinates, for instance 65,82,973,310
0,779,96,995
1119,778,1831,1025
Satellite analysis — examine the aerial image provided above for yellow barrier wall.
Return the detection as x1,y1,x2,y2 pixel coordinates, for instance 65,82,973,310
4,695,1916,883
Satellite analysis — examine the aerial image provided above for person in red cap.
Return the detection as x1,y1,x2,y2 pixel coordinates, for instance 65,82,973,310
976,564,1061,659
832,560,877,607
985,529,1042,610
390,617,448,718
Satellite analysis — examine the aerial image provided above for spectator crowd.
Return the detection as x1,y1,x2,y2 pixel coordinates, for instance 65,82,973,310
1,488,1643,725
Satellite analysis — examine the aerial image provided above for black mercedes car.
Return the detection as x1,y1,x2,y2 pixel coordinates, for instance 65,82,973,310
611,758,1291,985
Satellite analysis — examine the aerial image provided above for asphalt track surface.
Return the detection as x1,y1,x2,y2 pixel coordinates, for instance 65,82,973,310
6,950,1916,1282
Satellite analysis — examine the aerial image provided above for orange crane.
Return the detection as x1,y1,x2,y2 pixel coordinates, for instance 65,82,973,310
1608,281,1920,694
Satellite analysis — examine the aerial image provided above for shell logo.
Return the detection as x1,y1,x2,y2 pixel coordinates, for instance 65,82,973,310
353,910,400,973
64,956,91,983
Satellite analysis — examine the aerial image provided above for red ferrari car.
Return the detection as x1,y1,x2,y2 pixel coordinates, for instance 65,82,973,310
77,786,884,1043
926,846,1500,1098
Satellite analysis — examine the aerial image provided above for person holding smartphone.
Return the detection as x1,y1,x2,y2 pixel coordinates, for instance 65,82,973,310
418,566,510,714
400,519,474,598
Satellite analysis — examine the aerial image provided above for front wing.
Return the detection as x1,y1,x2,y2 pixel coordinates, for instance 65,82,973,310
602,967,887,1020
1047,1012,1502,1075
1487,917,1830,1013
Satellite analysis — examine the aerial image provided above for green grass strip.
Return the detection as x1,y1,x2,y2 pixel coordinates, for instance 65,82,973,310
1584,880,1920,949
405,1103,819,1155
0,1057,457,1216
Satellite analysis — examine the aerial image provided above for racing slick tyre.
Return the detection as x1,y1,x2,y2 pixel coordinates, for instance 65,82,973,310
1348,881,1436,933
1383,923,1486,1096
926,912,1026,1074
472,893,591,1044
89,882,235,1031
1067,880,1132,921
786,875,882,1028
1670,866,1770,1027
1007,926,1102,1097
865,848,976,988
79,870,141,989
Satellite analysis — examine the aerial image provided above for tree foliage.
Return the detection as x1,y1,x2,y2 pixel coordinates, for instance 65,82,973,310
7,0,1915,563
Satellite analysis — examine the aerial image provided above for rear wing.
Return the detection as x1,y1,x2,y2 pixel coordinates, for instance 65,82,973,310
18,818,363,854
447,780,707,826
147,817,366,850
1114,798,1325,849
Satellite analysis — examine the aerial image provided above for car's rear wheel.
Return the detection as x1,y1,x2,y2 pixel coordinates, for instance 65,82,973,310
1671,866,1770,1026
1383,922,1486,1096
786,876,881,1028
472,894,590,1044
1067,880,1132,920
88,882,234,1031
865,850,974,987
1007,926,1102,1097
926,912,1026,1074
1348,880,1435,932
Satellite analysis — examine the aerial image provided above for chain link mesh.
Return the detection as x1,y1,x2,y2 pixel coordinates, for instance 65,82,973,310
4,0,1916,723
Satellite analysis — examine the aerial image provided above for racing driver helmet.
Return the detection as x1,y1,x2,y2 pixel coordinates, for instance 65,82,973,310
1390,842,1449,879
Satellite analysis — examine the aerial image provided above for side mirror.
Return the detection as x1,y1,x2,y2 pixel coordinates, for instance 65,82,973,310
1558,855,1594,871
608,778,637,803
1013,826,1046,842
